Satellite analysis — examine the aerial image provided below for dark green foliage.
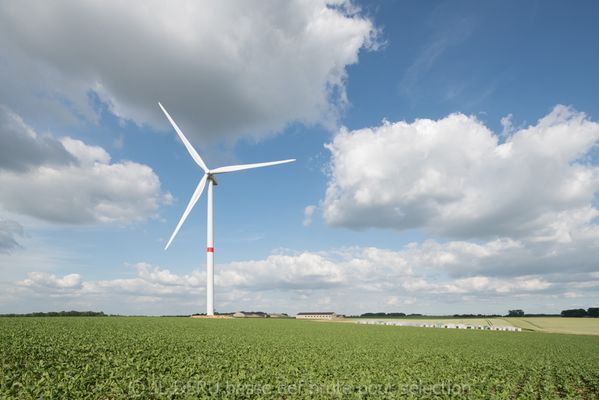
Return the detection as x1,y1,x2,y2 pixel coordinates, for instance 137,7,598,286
587,308,599,318
453,314,502,318
508,310,525,317
1,317,598,399
359,312,406,318
561,309,588,318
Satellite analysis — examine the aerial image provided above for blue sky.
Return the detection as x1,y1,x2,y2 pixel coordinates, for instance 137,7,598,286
1,0,599,315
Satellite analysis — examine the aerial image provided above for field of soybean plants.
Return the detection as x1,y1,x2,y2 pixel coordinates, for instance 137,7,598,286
1,317,598,399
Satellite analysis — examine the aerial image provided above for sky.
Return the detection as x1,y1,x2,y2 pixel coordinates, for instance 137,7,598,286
1,0,599,316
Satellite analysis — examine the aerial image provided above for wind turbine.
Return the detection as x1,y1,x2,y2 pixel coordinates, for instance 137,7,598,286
159,102,294,316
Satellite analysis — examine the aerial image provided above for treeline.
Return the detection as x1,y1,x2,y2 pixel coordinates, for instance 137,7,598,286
506,310,559,317
561,308,599,318
0,311,107,317
454,313,502,318
353,310,584,318
359,312,409,318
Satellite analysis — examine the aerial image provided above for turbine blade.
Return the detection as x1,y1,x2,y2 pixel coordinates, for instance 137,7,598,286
211,159,295,174
158,102,209,173
165,174,207,250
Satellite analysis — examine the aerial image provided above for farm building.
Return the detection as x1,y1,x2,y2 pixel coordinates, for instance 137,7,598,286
296,312,337,320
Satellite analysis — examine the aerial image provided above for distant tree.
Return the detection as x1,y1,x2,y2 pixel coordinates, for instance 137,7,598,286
561,309,588,318
387,312,406,317
362,312,385,318
586,308,599,318
453,314,501,318
508,309,525,317
521,313,559,317
359,312,407,318
0,310,106,317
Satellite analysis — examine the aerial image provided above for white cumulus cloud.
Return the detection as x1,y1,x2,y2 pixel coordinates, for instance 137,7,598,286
322,105,599,241
0,0,378,142
0,107,171,224
20,271,81,289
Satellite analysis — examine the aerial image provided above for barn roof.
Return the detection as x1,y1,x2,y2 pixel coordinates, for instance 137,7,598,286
297,312,335,315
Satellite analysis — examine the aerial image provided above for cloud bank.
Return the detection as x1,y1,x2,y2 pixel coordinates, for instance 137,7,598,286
0,0,377,142
8,241,599,315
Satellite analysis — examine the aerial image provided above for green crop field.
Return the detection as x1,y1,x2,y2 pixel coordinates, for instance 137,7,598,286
504,317,599,336
1,317,598,399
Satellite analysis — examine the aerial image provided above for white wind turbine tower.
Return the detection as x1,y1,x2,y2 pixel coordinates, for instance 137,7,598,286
159,102,294,316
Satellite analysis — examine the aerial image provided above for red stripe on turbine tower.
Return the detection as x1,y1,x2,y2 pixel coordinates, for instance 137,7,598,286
207,247,214,253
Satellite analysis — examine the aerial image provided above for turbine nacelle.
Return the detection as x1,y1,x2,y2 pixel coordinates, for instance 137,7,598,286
206,174,218,186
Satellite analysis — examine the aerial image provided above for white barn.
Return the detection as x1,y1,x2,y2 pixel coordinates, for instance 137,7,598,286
296,312,337,320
